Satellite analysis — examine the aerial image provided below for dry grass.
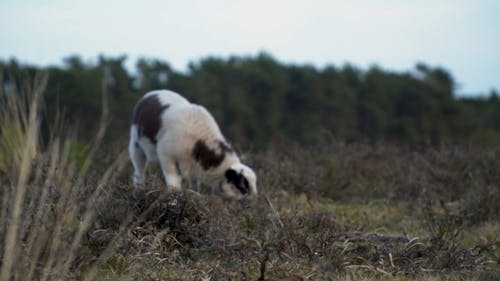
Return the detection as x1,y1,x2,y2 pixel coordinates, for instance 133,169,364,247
0,74,498,280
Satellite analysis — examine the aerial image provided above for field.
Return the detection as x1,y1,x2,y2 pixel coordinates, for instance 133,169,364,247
0,79,499,280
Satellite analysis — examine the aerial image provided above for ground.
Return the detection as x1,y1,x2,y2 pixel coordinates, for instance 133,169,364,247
2,138,498,281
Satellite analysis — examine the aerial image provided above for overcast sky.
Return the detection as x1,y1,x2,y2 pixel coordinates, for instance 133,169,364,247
1,0,499,95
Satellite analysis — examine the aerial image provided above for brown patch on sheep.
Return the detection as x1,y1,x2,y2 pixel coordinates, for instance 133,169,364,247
132,95,169,144
192,140,233,170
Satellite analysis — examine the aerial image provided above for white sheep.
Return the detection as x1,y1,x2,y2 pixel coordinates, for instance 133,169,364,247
129,89,257,198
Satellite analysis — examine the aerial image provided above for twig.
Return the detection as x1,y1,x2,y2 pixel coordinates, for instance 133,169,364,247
257,250,270,281
264,195,283,229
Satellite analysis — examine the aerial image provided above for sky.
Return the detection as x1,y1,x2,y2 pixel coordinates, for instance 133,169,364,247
1,0,499,95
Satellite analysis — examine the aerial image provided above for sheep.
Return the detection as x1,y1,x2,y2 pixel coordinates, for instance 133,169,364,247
128,89,257,198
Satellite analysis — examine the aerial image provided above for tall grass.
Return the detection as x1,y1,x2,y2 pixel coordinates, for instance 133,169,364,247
0,73,128,280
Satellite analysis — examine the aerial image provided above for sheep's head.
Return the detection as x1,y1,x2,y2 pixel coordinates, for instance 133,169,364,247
222,163,257,199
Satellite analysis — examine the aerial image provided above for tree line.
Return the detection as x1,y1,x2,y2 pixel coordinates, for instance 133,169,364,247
1,53,499,149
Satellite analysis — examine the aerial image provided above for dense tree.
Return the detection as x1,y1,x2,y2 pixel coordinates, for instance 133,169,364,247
1,53,499,148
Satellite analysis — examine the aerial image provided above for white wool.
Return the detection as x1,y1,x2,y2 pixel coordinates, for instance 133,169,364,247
129,90,257,197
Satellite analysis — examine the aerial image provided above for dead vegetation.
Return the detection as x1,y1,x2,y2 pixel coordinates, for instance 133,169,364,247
77,176,498,280
0,76,498,280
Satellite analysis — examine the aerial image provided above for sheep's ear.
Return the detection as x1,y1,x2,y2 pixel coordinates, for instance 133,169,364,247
225,169,239,184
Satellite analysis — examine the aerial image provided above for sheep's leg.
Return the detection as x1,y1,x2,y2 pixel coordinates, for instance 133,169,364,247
129,141,148,187
158,155,182,191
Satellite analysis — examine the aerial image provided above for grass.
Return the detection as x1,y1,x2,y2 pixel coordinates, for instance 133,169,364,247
0,75,499,280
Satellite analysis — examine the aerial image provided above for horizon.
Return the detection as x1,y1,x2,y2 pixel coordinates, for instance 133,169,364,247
1,0,499,95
